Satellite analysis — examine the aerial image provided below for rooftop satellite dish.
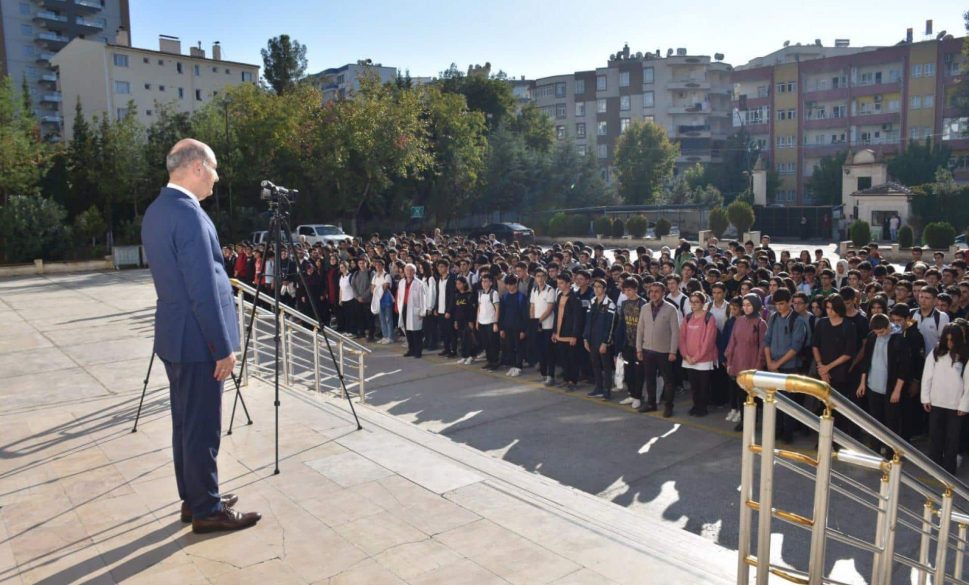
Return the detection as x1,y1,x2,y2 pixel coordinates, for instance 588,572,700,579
937,30,947,40
815,39,822,46
783,40,790,47
667,48,674,57
714,52,724,61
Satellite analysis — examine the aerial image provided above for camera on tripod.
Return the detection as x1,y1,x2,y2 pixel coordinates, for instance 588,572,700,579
260,180,299,204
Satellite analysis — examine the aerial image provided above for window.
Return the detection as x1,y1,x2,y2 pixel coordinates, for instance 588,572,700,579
556,125,565,139
114,81,130,94
113,54,128,67
143,57,149,64
924,95,935,108
643,91,654,108
619,71,630,87
159,85,165,92
144,82,151,90
643,67,654,84
859,72,873,85
924,63,935,77
597,144,608,159
577,145,587,157
910,127,922,140
177,62,183,74
193,64,200,76
21,45,33,57
554,82,566,98
241,71,253,82
576,123,586,138
20,24,32,36
555,103,566,119
776,109,796,121
535,85,554,98
225,68,231,75
575,102,585,117
889,69,901,82
644,115,655,124
596,75,606,91
116,108,128,121
597,98,607,113
911,95,922,109
212,66,218,73
620,95,630,111
621,118,631,132
833,105,846,118
146,109,153,116
943,117,969,141
178,87,184,99
195,89,202,101
575,79,585,94
888,99,900,112
912,64,923,78
757,85,769,98
597,121,608,136
18,2,30,15
776,81,795,93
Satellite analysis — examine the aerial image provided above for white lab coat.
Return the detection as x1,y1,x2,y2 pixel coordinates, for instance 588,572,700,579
370,271,391,315
396,278,426,331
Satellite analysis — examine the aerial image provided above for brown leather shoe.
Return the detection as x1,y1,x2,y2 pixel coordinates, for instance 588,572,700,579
191,507,261,534
180,494,239,523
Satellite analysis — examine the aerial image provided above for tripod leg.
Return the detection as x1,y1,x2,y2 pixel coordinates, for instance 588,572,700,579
231,372,253,424
132,351,156,433
227,265,266,434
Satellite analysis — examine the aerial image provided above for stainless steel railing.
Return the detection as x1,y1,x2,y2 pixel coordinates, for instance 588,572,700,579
737,370,969,585
229,279,371,402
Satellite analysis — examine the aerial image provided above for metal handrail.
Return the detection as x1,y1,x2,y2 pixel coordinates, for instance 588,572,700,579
736,370,969,585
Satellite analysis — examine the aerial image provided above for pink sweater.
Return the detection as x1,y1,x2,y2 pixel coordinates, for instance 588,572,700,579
724,316,767,377
678,312,719,364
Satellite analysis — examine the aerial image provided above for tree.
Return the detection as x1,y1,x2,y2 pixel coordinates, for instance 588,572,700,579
805,150,848,205
923,221,956,249
0,76,50,204
626,215,648,238
655,217,671,238
73,205,106,246
439,65,516,132
850,220,871,247
506,103,553,153
707,129,761,201
66,99,99,217
261,35,308,95
888,139,952,186
727,200,755,236
0,195,69,262
613,120,679,204
709,207,729,238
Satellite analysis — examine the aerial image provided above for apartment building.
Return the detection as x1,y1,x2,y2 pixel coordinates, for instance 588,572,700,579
732,27,968,204
531,44,733,184
0,0,130,135
52,32,259,141
305,60,397,102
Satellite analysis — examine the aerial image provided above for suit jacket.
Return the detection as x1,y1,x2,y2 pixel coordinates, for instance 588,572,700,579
141,187,239,363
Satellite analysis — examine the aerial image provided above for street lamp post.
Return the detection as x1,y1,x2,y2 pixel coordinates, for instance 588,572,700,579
223,96,233,217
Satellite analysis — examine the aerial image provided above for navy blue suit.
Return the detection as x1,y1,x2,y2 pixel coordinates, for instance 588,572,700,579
141,186,239,518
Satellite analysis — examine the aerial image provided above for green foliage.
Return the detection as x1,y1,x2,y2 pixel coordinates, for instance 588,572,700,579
726,200,755,235
569,214,588,236
898,225,914,249
850,220,871,247
910,168,969,233
0,76,51,201
626,215,648,238
655,217,671,238
0,195,69,262
709,207,729,238
806,151,848,205
73,205,106,245
506,103,554,153
613,120,679,204
923,222,956,249
116,214,142,246
439,64,516,132
547,212,569,237
735,190,755,205
261,35,308,94
611,217,624,238
593,216,611,235
888,139,951,186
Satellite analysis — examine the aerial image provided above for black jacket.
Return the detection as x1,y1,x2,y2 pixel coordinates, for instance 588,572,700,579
552,291,585,340
858,331,911,393
431,274,457,315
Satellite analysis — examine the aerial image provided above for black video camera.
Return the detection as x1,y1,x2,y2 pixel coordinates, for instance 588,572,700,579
260,180,299,204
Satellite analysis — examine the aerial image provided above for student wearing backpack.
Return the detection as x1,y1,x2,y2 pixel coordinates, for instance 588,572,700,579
921,324,969,474
499,275,529,377
584,278,618,399
678,292,719,416
764,289,809,442
890,303,927,440
913,286,949,357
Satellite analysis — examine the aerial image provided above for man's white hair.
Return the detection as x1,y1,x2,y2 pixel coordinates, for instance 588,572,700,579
166,141,213,173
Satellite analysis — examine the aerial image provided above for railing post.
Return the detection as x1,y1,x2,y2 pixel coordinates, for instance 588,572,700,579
935,489,954,585
872,464,890,584
338,340,345,382
880,455,902,584
357,351,365,403
756,389,778,585
285,318,293,385
956,522,967,581
808,409,834,585
920,500,935,585
737,393,757,585
313,328,321,394
278,309,288,385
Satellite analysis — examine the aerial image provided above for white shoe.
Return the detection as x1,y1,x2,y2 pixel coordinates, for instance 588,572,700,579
466,356,475,364
726,409,737,422
544,376,553,385
959,454,964,469
732,411,742,423
505,368,513,376
509,368,521,377
456,358,467,364
631,399,642,409
619,397,635,405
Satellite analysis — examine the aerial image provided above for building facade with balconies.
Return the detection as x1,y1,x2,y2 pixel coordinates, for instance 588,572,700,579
732,30,968,205
305,60,397,102
52,33,259,141
0,0,130,136
531,44,734,185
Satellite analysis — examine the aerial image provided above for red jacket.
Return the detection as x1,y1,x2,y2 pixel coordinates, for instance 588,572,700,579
234,252,249,279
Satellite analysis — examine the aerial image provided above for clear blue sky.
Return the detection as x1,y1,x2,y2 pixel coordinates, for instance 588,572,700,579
130,1,964,79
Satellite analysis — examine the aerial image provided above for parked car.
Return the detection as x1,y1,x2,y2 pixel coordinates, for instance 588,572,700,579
250,230,269,245
295,224,353,246
467,223,535,244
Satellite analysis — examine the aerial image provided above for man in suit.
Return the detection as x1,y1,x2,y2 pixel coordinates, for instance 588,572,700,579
141,138,261,534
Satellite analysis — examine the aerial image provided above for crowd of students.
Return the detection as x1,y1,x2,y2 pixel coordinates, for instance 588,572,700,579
221,230,969,474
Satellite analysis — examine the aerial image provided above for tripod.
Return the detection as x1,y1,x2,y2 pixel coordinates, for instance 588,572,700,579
131,348,253,433
230,191,362,475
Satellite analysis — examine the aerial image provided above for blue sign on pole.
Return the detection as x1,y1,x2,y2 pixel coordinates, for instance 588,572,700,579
411,206,425,219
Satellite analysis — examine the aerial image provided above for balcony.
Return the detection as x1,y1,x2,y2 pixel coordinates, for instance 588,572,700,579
40,114,63,125
668,79,710,91
35,31,69,49
73,0,103,12
35,51,55,65
33,10,68,27
677,152,712,164
803,117,849,130
677,124,711,138
669,102,711,115
38,72,57,85
39,92,62,104
849,111,900,126
851,80,902,97
75,16,104,31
